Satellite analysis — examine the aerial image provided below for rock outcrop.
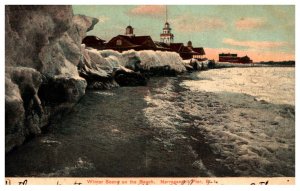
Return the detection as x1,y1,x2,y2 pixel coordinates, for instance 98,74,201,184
78,46,149,89
5,5,97,152
78,46,118,90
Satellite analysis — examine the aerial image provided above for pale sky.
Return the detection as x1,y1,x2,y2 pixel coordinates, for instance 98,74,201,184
73,5,295,62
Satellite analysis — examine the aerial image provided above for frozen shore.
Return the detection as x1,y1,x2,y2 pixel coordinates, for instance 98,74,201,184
6,71,295,177
144,72,295,177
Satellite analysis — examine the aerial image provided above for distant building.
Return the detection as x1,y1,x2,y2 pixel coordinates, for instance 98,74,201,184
160,6,174,44
125,25,134,37
82,36,106,50
239,55,252,63
158,6,205,60
84,6,207,61
102,6,206,60
105,26,169,51
219,53,252,63
106,25,154,51
94,7,206,61
219,53,238,62
105,25,206,60
160,22,174,44
169,43,183,52
106,34,156,51
180,41,206,60
163,41,205,60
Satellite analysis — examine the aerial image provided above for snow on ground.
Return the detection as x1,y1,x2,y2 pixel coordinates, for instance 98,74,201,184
182,67,295,105
180,67,295,176
143,78,215,176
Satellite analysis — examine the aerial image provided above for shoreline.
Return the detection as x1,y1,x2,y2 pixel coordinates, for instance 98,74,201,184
6,70,295,177
4,5,295,179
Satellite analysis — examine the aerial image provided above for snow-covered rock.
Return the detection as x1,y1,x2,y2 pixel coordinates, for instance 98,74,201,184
5,5,96,152
79,47,188,88
78,45,119,89
98,49,186,74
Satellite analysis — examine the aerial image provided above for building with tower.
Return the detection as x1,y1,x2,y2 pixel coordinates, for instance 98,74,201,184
105,25,169,52
160,6,174,44
160,22,174,44
183,40,206,60
94,5,207,60
104,25,206,60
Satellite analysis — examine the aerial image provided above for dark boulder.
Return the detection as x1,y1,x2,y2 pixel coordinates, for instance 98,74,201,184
114,69,147,86
139,65,177,77
208,60,216,69
38,76,87,106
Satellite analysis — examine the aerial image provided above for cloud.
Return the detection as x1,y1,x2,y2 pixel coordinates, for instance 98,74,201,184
97,16,110,23
205,47,294,62
223,38,288,49
128,5,165,17
235,17,266,30
171,14,225,32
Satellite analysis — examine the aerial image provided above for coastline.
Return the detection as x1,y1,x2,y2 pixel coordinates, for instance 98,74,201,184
6,70,295,177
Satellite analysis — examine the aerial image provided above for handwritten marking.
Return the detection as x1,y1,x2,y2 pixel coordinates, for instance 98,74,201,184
250,180,269,185
74,181,82,185
5,179,11,185
18,179,27,185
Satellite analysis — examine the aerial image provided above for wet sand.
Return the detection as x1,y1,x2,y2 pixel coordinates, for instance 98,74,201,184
6,73,294,177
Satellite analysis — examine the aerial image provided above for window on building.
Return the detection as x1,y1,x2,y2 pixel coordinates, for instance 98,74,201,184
116,39,122,46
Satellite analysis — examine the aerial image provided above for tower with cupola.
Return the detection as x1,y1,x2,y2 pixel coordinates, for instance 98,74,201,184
160,6,174,44
125,25,134,37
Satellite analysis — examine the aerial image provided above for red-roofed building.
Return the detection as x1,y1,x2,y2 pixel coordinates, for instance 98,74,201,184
106,35,158,51
105,26,163,51
219,53,252,63
178,41,206,60
82,35,106,50
105,25,206,60
169,43,184,52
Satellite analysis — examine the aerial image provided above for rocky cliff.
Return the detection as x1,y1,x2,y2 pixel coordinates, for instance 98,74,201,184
5,5,98,152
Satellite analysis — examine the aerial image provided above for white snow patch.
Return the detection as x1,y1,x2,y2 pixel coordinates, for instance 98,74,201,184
182,67,295,105
181,67,295,176
138,50,186,72
97,49,186,73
